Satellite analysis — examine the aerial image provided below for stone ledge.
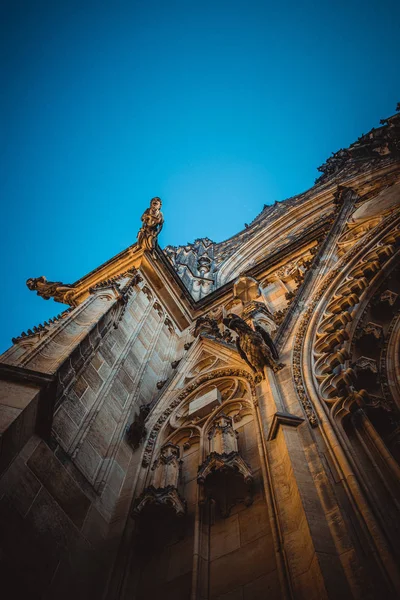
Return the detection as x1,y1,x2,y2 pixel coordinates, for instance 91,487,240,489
267,411,305,441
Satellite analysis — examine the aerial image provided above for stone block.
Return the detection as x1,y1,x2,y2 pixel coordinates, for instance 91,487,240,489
106,458,126,496
116,439,132,472
184,478,198,507
28,441,91,529
109,377,129,407
25,487,79,565
0,379,40,411
238,500,271,547
119,368,136,393
282,515,315,577
91,353,104,371
0,396,39,474
210,514,240,561
63,390,87,426
0,455,41,517
99,344,116,368
189,387,221,419
243,570,281,599
167,536,194,581
81,504,109,548
43,535,105,600
86,407,118,457
52,407,79,449
182,448,200,482
84,363,104,394
216,587,243,600
210,534,276,598
0,404,21,434
0,495,58,594
19,433,41,461
296,552,328,600
73,375,89,399
74,439,102,481
97,482,118,521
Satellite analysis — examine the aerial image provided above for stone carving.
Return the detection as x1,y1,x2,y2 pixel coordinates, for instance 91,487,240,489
197,414,253,517
355,322,384,344
133,443,186,518
221,328,234,343
12,307,73,344
293,211,399,427
126,405,150,450
373,289,398,310
142,368,256,467
316,109,400,183
153,301,164,317
223,314,283,382
354,356,379,375
194,315,221,338
233,275,261,303
241,300,274,325
164,317,175,334
26,276,75,304
142,285,153,300
137,197,164,251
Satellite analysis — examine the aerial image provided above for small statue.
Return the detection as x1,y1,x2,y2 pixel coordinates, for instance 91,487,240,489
137,197,164,251
223,314,284,382
26,276,74,304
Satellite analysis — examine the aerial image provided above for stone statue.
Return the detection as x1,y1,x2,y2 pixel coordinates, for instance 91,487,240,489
137,197,164,251
194,315,221,338
223,314,284,382
26,276,74,304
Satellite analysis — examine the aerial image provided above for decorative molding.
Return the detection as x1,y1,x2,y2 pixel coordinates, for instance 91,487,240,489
142,368,256,467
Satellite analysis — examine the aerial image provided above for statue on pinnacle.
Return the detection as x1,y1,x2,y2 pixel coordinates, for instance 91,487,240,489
137,197,164,251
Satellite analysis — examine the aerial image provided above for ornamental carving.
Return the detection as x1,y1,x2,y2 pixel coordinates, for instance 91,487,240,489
355,322,384,344
142,368,256,467
137,197,164,252
373,289,398,310
294,210,399,427
133,443,186,518
194,315,221,338
197,414,253,517
26,276,75,305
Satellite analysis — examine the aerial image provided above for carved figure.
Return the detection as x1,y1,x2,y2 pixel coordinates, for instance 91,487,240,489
194,315,221,338
137,197,164,251
26,276,74,304
223,314,284,382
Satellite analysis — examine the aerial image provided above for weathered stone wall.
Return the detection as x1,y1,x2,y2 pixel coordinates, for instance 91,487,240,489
0,275,181,599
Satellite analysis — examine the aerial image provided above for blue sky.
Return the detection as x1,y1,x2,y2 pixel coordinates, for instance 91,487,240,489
1,0,399,353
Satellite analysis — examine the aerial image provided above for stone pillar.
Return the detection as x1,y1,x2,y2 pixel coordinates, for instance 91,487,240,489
256,367,373,600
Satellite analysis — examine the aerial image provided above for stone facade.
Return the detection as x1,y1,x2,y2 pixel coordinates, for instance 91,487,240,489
1,109,400,599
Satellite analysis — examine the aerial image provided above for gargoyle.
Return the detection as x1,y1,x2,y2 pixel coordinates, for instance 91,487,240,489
223,314,284,382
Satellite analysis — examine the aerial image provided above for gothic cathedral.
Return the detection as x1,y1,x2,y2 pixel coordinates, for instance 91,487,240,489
1,108,400,600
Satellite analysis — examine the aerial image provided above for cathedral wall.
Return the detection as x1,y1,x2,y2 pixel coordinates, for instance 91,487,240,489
118,359,283,600
0,274,183,599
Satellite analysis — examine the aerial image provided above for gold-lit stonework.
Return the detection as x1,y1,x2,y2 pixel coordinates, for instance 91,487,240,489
1,107,400,599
